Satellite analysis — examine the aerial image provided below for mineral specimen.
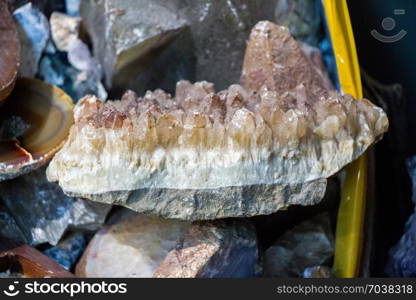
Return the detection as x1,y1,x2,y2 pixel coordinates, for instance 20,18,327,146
79,0,187,90
263,213,334,277
153,220,258,278
44,232,88,270
0,165,111,246
0,204,26,243
13,3,49,78
0,0,20,103
38,48,107,103
76,210,258,278
49,12,81,52
80,0,276,95
47,22,388,220
176,0,276,91
384,156,416,277
385,211,416,277
0,78,74,181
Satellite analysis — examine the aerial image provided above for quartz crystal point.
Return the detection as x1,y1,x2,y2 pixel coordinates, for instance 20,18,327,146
76,210,258,278
47,21,388,220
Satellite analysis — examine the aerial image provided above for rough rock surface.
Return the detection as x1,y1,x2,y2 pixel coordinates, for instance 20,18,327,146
385,212,416,277
175,0,276,91
76,210,258,278
80,0,276,96
263,213,334,277
66,180,326,220
13,3,49,77
44,232,88,270
153,220,258,278
79,0,187,90
49,12,81,52
385,155,416,277
0,166,111,246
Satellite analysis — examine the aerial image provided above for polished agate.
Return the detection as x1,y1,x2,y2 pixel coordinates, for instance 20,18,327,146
0,78,74,181
47,21,388,215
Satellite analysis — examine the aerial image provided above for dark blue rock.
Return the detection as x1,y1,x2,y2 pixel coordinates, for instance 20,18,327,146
65,0,81,16
0,166,111,246
38,50,107,103
44,232,88,270
385,211,416,277
319,38,339,90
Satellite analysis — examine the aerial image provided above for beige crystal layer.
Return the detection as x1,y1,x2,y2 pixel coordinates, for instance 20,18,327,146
47,84,386,194
47,21,388,196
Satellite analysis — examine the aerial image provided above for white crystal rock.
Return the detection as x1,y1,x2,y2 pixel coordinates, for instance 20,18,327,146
50,12,81,52
47,21,388,220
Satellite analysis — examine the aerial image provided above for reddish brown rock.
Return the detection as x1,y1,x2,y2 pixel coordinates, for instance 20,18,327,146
0,0,20,104
0,240,74,278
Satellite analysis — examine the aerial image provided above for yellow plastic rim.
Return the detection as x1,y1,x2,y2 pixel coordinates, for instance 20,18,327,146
323,0,367,278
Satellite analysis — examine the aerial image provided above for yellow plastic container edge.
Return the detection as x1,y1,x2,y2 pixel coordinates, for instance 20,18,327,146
322,0,367,278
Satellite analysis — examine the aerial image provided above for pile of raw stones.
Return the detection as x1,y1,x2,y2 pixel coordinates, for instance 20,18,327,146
0,0,388,278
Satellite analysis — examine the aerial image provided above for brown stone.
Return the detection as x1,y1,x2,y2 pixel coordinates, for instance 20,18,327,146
0,0,20,104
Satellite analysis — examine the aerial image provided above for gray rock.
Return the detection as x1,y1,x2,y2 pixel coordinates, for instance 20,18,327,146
13,3,49,77
0,166,111,246
67,39,107,100
67,180,326,221
264,213,334,277
76,209,258,277
45,11,107,101
80,0,187,92
0,207,26,243
80,0,276,95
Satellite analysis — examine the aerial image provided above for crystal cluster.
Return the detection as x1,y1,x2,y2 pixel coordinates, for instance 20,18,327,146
47,22,387,220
